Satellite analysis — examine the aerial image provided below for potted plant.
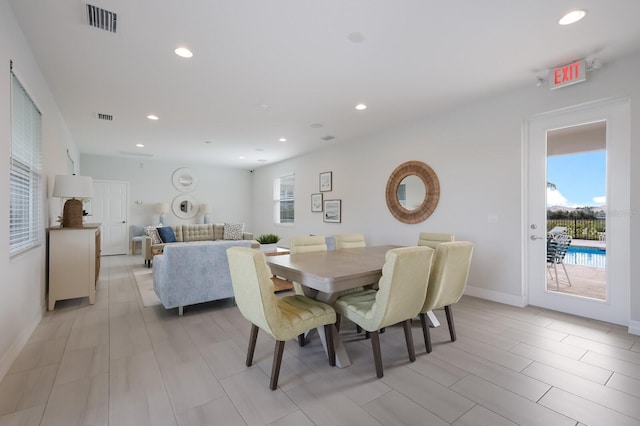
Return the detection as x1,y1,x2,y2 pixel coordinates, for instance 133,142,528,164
257,233,280,252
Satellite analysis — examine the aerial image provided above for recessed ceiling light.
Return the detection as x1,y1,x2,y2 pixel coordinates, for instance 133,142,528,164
135,144,144,148
559,10,586,25
147,115,159,120
279,138,287,142
239,156,245,159
355,103,367,110
174,47,193,58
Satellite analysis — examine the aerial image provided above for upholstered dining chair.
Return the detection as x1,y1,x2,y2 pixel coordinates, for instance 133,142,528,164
334,233,366,250
417,232,455,249
418,241,474,353
226,246,336,390
288,236,327,295
333,246,434,378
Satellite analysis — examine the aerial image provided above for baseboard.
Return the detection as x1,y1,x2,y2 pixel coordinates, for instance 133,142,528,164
628,320,640,336
0,310,42,382
464,285,527,308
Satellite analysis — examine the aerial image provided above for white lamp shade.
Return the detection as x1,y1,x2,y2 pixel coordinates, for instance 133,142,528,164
155,202,170,213
201,204,212,214
52,175,94,198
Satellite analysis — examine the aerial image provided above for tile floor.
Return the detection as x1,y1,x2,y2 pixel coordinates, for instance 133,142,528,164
1,254,640,425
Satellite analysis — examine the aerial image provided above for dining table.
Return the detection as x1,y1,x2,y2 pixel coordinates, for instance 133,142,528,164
266,245,440,367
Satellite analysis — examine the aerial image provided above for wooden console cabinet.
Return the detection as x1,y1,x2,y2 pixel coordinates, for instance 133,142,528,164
48,223,101,310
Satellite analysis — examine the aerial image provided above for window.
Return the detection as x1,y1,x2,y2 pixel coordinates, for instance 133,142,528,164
10,71,42,256
274,173,295,224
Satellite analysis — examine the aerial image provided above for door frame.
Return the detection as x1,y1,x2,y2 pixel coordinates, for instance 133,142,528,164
523,96,630,327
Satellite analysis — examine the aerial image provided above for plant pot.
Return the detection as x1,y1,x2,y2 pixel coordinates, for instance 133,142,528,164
260,243,277,252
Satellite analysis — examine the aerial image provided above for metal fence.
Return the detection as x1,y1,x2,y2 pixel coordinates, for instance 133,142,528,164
546,218,606,240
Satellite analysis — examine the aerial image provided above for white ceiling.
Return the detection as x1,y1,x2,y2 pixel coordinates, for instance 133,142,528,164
9,0,640,169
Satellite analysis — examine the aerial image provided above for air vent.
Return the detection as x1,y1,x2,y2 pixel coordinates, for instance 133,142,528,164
321,135,335,141
119,151,154,158
86,4,117,33
97,113,113,121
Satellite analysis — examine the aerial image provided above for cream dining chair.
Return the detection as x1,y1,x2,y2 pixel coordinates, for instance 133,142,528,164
417,232,455,249
418,241,474,353
334,233,366,250
288,235,328,345
226,246,336,390
333,246,434,378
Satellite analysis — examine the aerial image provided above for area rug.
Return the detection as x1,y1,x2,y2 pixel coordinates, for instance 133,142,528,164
133,268,161,307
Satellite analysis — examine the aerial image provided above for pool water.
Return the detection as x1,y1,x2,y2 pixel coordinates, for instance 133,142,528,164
564,246,606,268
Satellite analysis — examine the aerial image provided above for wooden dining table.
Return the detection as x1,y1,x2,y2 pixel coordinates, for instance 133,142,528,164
266,245,439,367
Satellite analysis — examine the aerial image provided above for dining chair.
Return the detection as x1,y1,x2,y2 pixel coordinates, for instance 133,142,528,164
226,246,336,390
418,241,474,353
546,233,572,289
417,232,455,249
333,246,434,378
334,233,366,250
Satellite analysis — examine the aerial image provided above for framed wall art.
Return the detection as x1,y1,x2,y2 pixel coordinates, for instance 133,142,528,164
319,171,332,192
323,199,341,223
311,193,323,212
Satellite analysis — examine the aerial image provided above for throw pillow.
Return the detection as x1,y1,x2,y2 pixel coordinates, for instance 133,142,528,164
144,225,162,244
157,226,177,243
223,223,244,240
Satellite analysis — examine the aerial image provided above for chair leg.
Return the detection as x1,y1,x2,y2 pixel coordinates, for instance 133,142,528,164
444,305,456,342
356,325,362,334
370,331,384,378
335,314,341,332
270,340,286,390
402,320,416,362
298,334,305,347
325,325,336,367
246,324,259,366
419,313,432,353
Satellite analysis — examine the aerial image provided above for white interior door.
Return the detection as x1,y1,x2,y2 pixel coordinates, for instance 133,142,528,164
525,97,630,326
91,180,129,256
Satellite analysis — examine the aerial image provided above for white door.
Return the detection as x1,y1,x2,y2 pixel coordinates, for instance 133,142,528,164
91,180,129,256
525,97,630,326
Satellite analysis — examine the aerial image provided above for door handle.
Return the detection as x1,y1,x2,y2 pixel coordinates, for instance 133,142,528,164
530,235,545,240
121,221,126,224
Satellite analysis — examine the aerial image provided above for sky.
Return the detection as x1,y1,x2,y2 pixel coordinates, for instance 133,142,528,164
546,150,606,208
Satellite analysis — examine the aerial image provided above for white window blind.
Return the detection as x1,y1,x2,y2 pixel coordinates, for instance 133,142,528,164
273,173,295,224
10,71,42,255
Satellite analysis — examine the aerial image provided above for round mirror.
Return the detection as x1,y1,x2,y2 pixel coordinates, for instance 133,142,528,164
398,174,426,211
172,194,199,219
385,161,440,224
172,167,197,192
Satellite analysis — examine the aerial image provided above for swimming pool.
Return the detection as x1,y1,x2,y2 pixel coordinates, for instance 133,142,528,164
564,246,606,268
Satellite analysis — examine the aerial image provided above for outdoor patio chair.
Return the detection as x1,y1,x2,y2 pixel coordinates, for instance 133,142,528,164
547,233,572,289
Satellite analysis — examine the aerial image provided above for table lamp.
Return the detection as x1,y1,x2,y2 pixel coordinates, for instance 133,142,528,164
201,204,212,224
53,174,94,227
155,202,170,225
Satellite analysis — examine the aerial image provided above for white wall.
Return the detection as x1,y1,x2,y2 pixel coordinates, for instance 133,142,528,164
252,51,640,322
80,154,254,231
1,0,79,380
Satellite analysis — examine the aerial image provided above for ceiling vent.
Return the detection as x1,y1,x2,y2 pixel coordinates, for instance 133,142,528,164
86,4,117,33
97,113,113,121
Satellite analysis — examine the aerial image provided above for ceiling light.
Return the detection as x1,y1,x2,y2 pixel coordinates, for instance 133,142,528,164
135,144,144,148
279,138,287,142
558,10,586,25
239,156,245,159
147,115,159,120
355,103,367,110
174,47,193,58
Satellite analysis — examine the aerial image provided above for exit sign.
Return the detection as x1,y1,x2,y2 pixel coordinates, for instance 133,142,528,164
549,60,586,90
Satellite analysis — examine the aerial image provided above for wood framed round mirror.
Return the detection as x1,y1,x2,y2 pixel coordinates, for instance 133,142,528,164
385,161,440,224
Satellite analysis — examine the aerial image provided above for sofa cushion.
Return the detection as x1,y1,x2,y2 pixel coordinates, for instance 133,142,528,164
157,226,177,243
182,224,215,242
144,225,162,244
224,223,244,240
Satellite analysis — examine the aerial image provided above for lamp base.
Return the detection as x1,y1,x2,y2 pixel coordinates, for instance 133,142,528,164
62,198,84,227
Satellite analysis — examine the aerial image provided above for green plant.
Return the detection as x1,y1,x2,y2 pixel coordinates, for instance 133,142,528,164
257,233,280,244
